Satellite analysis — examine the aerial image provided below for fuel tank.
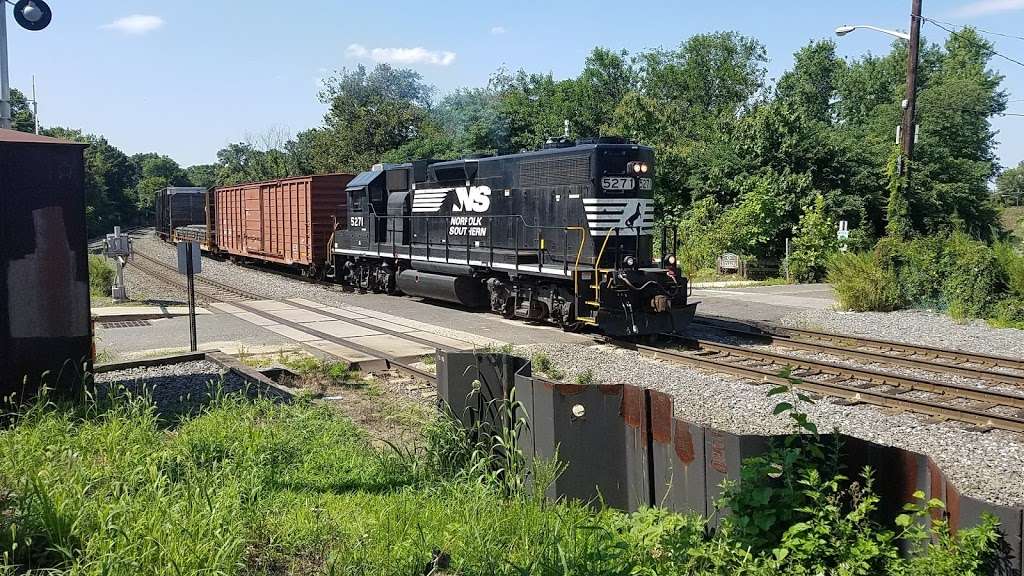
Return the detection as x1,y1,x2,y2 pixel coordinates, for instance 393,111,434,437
397,269,488,307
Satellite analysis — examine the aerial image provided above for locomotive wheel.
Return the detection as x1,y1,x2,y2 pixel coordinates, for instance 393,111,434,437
559,320,582,333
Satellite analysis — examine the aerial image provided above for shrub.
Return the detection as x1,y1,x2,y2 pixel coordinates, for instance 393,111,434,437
530,352,564,380
827,252,902,312
990,297,1024,329
88,254,115,297
994,241,1024,297
874,236,945,307
942,232,1004,319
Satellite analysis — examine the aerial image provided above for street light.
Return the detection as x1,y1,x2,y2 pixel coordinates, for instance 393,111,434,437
834,24,911,41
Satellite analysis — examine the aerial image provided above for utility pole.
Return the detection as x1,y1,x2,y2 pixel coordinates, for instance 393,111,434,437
0,3,10,130
31,73,37,133
899,0,923,174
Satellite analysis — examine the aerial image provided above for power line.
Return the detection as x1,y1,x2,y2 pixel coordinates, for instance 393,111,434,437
922,17,1024,43
923,18,1024,69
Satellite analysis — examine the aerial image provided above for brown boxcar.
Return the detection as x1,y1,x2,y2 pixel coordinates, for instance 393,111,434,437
0,129,90,398
214,174,351,272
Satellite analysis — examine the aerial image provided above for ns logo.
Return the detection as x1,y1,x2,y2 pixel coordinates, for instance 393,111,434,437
453,185,491,213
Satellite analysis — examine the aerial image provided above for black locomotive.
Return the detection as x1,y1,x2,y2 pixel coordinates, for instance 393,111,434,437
331,138,697,337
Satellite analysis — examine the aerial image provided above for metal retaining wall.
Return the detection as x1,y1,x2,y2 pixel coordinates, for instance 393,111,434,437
437,351,1024,574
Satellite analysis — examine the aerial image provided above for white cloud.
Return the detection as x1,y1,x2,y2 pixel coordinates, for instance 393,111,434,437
950,0,1024,17
490,26,506,35
100,14,164,35
345,43,456,66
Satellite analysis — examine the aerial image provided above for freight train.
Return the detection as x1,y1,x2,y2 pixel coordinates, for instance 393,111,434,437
159,138,697,336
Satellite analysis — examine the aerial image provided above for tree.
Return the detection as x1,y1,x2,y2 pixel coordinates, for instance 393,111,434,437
129,153,189,216
776,41,845,124
788,194,839,282
997,162,1024,205
491,68,576,152
185,164,218,189
912,28,1005,239
317,64,434,171
612,32,768,209
572,47,635,137
42,127,142,234
10,88,36,133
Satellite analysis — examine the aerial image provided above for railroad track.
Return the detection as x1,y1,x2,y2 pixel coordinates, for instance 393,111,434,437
608,335,1024,434
130,251,264,303
691,316,1024,388
127,248,436,383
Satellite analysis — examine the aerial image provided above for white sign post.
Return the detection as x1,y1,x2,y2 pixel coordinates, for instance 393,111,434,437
837,220,850,252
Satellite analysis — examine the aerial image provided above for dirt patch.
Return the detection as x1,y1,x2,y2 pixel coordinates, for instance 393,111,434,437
283,368,437,448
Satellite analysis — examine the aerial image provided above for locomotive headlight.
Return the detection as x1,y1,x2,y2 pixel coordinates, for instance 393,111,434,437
640,163,649,173
632,163,642,173
663,254,677,266
623,255,637,268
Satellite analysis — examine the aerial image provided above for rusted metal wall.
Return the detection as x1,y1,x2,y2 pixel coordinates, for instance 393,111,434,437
438,351,1024,572
214,174,351,268
0,130,91,398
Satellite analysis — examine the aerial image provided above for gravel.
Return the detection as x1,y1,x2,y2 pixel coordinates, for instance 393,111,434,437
129,233,347,304
519,342,1024,507
93,360,253,415
781,309,1024,359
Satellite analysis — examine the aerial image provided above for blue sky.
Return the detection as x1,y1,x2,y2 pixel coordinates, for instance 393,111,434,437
7,0,1024,168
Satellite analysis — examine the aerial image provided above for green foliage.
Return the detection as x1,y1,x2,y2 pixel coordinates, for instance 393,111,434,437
828,251,903,312
0,380,1002,574
788,194,838,282
9,88,36,134
941,232,1004,319
996,162,1024,206
530,352,564,381
315,64,434,171
886,145,913,240
575,369,595,386
994,241,1024,297
829,233,1017,323
87,255,115,297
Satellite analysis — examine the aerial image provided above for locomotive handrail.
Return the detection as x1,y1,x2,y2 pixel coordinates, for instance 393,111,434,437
359,207,592,274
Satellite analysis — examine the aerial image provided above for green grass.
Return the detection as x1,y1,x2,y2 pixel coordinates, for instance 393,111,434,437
530,352,564,381
88,255,115,298
0,389,1002,574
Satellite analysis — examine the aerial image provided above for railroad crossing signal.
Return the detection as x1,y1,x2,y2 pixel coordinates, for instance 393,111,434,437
104,226,133,302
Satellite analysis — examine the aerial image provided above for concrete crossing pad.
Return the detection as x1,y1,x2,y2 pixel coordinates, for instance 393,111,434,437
305,339,378,364
245,300,299,312
234,312,278,326
302,320,380,339
265,308,335,323
210,302,247,314
357,317,418,333
347,335,434,358
263,324,321,342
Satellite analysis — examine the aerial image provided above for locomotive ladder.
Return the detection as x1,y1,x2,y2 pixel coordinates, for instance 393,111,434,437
574,228,617,325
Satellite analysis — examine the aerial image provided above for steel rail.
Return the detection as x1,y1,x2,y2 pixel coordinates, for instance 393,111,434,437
131,248,437,384
605,337,1024,434
131,251,262,302
691,317,1024,387
696,339,1024,410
